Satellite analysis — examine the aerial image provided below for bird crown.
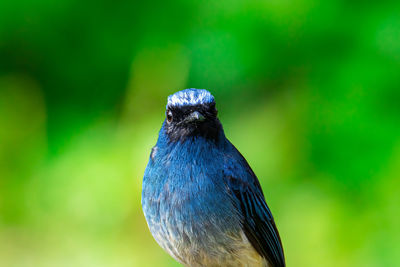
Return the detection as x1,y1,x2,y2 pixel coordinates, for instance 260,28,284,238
167,88,215,108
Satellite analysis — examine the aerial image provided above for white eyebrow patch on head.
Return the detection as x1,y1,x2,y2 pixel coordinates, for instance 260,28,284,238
167,88,215,108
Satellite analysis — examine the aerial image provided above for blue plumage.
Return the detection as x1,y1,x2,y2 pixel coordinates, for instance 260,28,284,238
142,89,285,266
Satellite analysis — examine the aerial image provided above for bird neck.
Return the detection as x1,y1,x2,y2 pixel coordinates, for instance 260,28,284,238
157,124,227,156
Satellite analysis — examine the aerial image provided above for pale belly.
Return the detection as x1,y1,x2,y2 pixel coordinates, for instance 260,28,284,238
144,200,269,267
173,231,269,267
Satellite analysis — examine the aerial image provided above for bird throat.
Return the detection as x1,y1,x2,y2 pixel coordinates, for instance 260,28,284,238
165,118,223,143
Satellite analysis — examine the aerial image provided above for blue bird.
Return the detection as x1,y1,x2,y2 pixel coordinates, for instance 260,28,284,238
142,89,285,267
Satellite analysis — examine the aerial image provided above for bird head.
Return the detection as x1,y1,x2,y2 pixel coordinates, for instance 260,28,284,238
164,89,222,142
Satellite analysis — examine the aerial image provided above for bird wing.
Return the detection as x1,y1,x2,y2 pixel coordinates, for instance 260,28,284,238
223,145,285,267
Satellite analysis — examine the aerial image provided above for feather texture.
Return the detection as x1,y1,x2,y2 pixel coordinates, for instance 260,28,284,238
142,89,285,266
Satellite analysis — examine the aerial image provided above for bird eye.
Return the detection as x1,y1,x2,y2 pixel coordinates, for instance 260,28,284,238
166,110,173,123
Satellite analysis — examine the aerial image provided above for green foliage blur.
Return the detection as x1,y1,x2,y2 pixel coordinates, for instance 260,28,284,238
1,1,399,266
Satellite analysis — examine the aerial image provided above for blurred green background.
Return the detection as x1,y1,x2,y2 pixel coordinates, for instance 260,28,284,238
1,0,399,266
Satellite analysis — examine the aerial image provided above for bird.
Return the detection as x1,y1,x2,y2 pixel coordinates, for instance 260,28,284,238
142,88,285,267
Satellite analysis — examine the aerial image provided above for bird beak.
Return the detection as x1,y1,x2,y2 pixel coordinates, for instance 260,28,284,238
186,111,205,122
